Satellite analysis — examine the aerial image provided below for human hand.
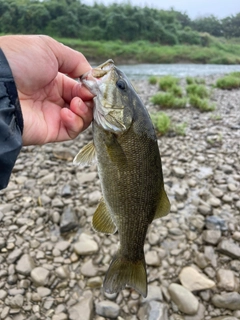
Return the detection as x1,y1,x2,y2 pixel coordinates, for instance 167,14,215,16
0,35,94,146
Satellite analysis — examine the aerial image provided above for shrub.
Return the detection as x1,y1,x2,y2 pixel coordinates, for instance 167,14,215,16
159,75,179,91
186,83,209,98
150,112,171,135
186,76,195,85
169,85,183,97
216,75,240,90
186,77,205,85
151,92,187,108
149,75,158,85
173,122,187,136
189,95,215,112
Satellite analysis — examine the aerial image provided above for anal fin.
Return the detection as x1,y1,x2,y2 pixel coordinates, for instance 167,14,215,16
153,187,171,220
92,198,117,234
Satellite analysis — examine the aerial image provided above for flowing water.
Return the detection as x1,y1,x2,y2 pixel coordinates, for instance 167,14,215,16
116,63,240,79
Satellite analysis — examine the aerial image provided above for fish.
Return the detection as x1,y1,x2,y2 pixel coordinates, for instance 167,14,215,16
74,59,170,297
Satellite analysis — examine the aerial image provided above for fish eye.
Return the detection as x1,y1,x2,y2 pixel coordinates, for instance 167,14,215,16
116,79,127,91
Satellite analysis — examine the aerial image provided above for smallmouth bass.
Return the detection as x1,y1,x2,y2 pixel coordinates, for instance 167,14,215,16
74,60,170,297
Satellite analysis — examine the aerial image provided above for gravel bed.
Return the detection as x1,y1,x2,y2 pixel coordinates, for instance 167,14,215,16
0,74,240,320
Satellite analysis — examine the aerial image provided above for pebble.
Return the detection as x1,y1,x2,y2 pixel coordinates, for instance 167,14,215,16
168,283,199,315
218,239,240,259
216,269,236,291
138,301,168,320
145,250,161,266
172,167,186,178
74,233,99,256
60,206,78,234
88,191,102,206
208,197,221,207
212,292,240,310
7,248,22,264
16,254,35,275
205,216,227,231
179,266,215,291
69,291,93,320
202,230,221,245
95,300,120,318
31,267,50,286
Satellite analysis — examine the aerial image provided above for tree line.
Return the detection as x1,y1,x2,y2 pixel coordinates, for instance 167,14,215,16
0,0,239,45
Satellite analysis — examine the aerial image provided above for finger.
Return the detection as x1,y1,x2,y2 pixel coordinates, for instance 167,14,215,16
60,74,94,103
69,97,93,131
60,108,84,140
44,36,92,78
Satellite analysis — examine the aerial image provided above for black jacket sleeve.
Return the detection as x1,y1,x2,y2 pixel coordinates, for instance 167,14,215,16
0,48,24,190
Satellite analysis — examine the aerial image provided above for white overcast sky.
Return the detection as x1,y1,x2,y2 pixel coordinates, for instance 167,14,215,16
82,0,239,19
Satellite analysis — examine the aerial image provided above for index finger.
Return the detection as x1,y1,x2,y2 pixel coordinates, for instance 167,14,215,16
44,36,92,78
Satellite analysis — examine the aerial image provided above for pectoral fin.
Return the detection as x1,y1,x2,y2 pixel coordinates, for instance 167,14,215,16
73,141,96,166
92,198,117,234
153,187,171,220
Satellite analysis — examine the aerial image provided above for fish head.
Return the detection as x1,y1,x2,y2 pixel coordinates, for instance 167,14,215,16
81,59,134,134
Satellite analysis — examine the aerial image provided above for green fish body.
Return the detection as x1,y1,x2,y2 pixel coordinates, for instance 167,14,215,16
74,60,170,297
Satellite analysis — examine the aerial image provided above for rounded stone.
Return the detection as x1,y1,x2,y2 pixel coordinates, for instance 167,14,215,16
168,283,199,315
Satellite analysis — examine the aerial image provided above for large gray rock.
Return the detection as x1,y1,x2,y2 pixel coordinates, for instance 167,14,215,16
74,233,98,256
216,269,236,291
31,267,50,286
16,254,35,276
168,283,199,315
69,291,93,320
212,292,240,310
138,301,169,320
218,240,240,259
179,266,215,291
95,300,120,318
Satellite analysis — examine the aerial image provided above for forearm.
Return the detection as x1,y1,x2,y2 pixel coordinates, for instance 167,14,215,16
0,48,23,190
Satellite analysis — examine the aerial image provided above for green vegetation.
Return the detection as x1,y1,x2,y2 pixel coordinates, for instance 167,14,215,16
215,72,240,89
151,112,187,136
186,84,209,98
189,95,215,112
1,1,240,64
151,92,187,108
149,76,158,85
173,122,188,136
186,77,206,85
159,76,179,91
150,112,171,135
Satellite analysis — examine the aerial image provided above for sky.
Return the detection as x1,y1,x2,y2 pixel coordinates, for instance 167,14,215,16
82,0,239,19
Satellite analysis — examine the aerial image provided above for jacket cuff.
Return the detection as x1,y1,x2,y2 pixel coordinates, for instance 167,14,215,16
0,48,24,134
0,48,23,189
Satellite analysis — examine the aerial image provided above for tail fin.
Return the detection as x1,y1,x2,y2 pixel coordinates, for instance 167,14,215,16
103,252,147,297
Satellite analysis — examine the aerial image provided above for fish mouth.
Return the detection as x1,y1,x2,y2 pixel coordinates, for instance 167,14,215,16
80,59,114,94
80,59,126,133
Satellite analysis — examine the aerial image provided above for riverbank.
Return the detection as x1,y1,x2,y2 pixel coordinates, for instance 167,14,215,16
0,74,239,319
57,37,240,65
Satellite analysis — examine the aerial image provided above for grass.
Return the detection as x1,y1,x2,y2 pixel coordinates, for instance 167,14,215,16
215,72,240,90
186,84,209,98
151,112,188,136
55,37,240,64
158,75,179,91
149,76,158,85
189,95,215,112
151,92,187,108
150,112,171,135
186,76,205,85
174,122,188,136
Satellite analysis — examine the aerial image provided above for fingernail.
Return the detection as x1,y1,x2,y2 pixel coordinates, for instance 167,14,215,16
80,101,88,114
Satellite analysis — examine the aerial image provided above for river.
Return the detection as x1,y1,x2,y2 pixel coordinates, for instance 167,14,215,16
116,63,240,80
